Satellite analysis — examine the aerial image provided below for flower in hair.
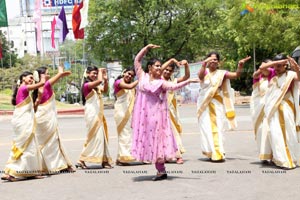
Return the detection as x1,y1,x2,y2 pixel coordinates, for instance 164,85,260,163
83,68,88,78
33,71,40,82
121,69,127,77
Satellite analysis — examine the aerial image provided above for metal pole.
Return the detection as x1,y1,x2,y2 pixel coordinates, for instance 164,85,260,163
6,27,12,68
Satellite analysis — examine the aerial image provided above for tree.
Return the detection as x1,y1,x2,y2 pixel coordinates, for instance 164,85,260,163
86,0,300,94
87,0,225,66
220,0,300,94
0,30,19,68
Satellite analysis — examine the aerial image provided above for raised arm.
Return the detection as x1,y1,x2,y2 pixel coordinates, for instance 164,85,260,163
161,58,179,72
87,68,103,89
198,57,217,81
162,78,192,91
253,62,272,79
49,65,71,86
225,56,251,79
177,60,190,83
259,59,287,70
288,56,300,81
100,68,109,93
134,44,160,78
27,74,46,91
119,80,138,89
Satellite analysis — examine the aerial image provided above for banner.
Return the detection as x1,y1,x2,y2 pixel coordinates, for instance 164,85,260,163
43,0,79,8
0,0,8,27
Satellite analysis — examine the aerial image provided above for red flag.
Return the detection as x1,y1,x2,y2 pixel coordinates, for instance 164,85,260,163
72,1,84,39
51,16,56,48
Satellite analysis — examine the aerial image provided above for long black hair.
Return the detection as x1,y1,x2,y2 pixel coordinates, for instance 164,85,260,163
32,67,48,104
11,71,33,106
81,66,99,105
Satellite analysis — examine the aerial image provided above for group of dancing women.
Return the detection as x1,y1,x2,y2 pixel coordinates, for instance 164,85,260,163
2,43,300,182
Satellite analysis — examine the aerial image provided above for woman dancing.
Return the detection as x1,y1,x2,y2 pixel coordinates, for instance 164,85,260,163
197,52,251,162
33,66,74,174
76,66,113,169
114,67,138,165
132,44,197,181
2,71,45,181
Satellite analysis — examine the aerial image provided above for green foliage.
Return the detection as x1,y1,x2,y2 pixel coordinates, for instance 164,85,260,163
0,30,21,67
87,0,226,66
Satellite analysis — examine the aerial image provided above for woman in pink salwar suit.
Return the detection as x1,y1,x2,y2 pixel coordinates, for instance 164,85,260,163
131,44,196,181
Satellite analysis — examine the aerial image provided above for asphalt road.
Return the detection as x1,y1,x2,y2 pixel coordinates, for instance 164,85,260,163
0,104,300,200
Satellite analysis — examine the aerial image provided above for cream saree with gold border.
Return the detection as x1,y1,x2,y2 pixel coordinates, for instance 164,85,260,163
264,71,300,169
4,96,42,178
250,78,272,160
35,94,73,174
197,70,236,161
80,90,112,164
167,78,185,158
114,88,136,162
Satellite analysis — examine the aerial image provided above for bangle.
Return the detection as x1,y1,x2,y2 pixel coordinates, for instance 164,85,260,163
202,62,206,67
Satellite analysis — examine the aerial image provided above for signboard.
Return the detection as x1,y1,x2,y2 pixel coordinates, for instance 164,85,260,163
45,51,60,56
43,0,81,8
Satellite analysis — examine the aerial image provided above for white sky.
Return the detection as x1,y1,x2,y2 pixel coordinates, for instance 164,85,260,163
6,0,21,19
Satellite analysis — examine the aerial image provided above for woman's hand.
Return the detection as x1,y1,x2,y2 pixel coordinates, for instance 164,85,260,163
189,78,200,83
238,56,252,66
203,56,218,66
287,56,300,72
100,68,108,81
58,65,72,77
179,60,188,66
147,44,160,49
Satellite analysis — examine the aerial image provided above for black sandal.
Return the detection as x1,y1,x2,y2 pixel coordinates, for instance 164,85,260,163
152,173,167,181
75,161,88,169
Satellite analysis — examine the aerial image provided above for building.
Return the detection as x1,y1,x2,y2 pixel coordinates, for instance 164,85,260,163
0,0,78,58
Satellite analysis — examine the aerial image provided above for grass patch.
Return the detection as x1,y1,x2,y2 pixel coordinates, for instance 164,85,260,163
0,93,84,110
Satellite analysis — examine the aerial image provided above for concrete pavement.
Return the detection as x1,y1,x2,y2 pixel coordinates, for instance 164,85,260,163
0,104,300,200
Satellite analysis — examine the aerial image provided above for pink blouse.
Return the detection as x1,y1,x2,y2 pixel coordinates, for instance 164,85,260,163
83,82,92,97
16,85,29,105
114,79,122,94
253,68,276,84
40,81,53,104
